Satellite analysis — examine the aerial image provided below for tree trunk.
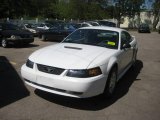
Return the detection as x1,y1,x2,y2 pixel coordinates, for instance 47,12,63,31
116,13,121,28
153,10,160,30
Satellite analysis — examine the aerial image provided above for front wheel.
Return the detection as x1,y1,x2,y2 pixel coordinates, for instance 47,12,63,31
132,50,137,67
1,39,8,48
102,67,117,98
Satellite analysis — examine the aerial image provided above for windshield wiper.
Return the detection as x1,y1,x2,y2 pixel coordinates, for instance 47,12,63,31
63,41,75,43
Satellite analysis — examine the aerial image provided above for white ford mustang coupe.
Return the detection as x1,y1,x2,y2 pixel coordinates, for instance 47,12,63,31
21,26,138,98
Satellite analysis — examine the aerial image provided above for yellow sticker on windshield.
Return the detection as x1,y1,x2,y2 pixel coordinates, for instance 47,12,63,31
107,41,115,46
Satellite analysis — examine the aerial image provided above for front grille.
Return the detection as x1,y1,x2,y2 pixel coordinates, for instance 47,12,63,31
24,79,83,95
37,64,65,75
21,34,30,38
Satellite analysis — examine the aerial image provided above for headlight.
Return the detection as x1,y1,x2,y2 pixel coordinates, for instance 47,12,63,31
31,30,36,33
11,35,16,39
10,35,21,39
29,34,33,38
66,67,102,78
26,59,34,68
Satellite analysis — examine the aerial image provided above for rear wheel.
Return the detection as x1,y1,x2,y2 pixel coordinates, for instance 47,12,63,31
41,35,47,41
102,66,117,98
23,43,29,46
1,38,8,48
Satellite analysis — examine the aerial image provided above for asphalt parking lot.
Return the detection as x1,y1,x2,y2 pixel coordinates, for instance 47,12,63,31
0,32,160,120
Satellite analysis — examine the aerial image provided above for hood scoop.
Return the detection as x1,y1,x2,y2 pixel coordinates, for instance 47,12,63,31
64,46,82,50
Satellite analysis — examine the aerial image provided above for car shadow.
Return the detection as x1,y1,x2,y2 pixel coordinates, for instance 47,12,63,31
14,44,39,48
5,44,39,48
43,40,61,43
0,56,30,108
35,60,143,111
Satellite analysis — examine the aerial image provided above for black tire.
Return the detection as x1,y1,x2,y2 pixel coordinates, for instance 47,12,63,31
41,35,47,41
1,38,8,48
102,66,117,98
132,50,138,68
23,43,30,47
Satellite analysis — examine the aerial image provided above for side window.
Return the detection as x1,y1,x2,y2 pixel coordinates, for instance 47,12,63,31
82,24,89,27
125,32,132,42
39,24,44,27
121,31,132,48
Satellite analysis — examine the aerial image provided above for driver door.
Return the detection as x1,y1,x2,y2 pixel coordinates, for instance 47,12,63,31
118,31,133,74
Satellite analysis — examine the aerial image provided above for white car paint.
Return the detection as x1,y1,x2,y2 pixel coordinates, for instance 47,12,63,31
21,26,138,98
36,23,51,30
29,43,117,69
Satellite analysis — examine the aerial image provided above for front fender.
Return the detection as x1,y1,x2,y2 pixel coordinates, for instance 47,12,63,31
106,57,118,75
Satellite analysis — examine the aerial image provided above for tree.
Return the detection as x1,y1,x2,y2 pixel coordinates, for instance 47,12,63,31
152,0,160,30
52,0,107,20
0,0,30,18
107,0,145,27
53,1,70,19
26,0,57,18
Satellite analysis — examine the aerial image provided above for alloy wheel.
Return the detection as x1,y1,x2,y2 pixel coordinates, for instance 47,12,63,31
2,39,7,48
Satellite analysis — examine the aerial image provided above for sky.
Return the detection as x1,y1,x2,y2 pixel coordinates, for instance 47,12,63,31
144,0,155,9
108,0,155,10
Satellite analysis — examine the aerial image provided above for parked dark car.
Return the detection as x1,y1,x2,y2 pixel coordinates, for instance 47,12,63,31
76,22,100,28
0,22,34,48
20,23,40,36
45,20,64,26
138,24,150,33
38,23,76,41
96,20,116,27
36,23,53,30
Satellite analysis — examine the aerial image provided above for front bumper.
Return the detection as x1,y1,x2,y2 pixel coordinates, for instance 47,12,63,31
7,38,34,44
138,29,150,33
21,64,107,98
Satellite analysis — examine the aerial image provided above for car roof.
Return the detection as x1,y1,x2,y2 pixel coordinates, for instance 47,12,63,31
79,26,125,33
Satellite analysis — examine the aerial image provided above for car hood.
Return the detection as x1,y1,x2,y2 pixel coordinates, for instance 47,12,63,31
29,43,115,69
3,30,31,36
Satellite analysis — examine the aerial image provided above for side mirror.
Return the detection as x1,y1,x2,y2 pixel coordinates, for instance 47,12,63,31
122,43,131,49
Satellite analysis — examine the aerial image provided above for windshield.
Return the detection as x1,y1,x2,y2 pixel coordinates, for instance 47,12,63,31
63,29,119,49
89,22,99,26
98,21,116,27
45,23,53,27
50,23,76,31
63,24,76,30
25,24,36,28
